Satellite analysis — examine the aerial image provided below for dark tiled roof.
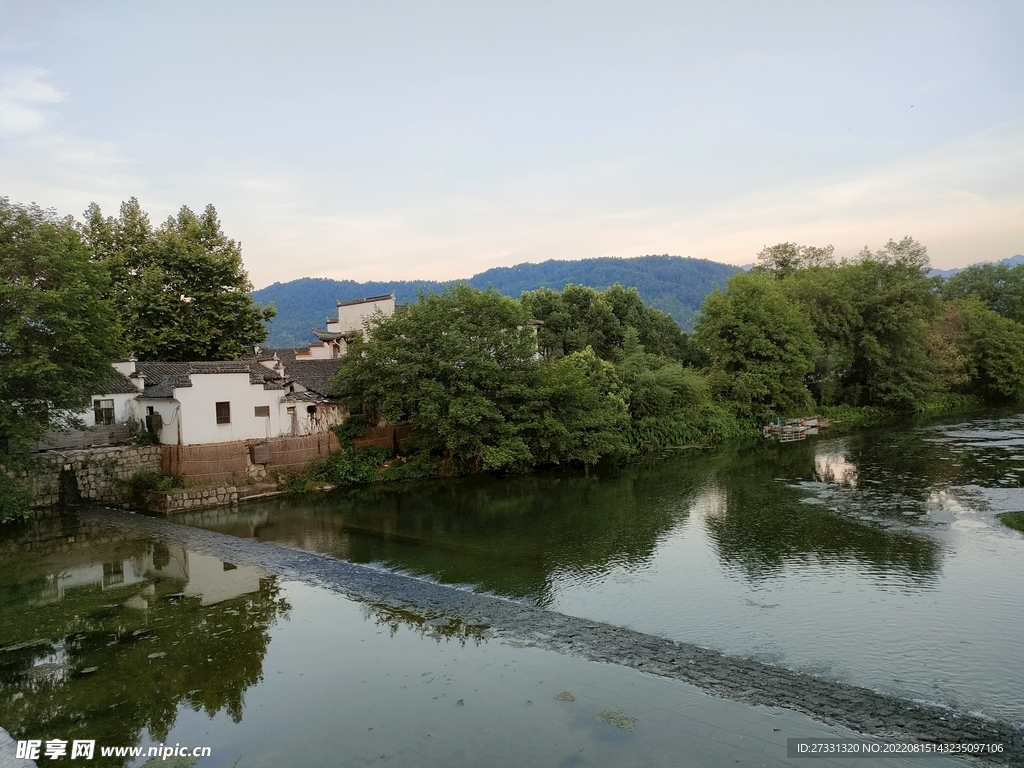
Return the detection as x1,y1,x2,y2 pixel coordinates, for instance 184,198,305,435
95,369,141,395
258,348,303,363
337,293,393,307
135,360,285,398
311,327,347,341
143,379,177,399
283,390,325,403
286,359,344,398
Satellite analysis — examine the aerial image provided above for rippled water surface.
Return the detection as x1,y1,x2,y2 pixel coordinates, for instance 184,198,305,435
181,413,1024,724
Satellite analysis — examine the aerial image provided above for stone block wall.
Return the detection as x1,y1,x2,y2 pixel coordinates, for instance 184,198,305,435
159,486,240,514
8,445,162,509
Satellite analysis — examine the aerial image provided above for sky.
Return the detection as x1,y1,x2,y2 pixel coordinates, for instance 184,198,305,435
1,1,1022,288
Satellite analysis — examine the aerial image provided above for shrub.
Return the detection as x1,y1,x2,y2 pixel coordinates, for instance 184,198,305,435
380,452,441,482
125,470,183,509
0,472,33,524
318,447,392,486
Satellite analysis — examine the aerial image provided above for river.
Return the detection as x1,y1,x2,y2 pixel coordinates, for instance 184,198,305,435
1,411,1022,765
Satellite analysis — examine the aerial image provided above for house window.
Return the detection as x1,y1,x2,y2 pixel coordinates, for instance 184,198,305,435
94,399,115,426
254,405,270,418
215,401,231,424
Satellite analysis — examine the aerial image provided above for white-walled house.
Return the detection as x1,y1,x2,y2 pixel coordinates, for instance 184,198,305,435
259,354,348,437
123,357,344,445
56,354,345,448
82,368,142,428
299,293,395,359
131,360,288,445
63,296,396,449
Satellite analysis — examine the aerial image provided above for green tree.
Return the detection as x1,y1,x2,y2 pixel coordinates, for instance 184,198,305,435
601,283,691,360
521,282,692,362
694,271,818,420
524,349,629,465
522,284,623,359
612,328,738,448
839,238,940,409
82,199,275,361
335,285,630,471
771,237,943,411
754,242,835,276
779,263,861,405
952,297,1024,403
336,285,539,470
1,199,122,520
941,262,1024,325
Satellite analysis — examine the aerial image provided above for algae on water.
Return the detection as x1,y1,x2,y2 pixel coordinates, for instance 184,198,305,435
597,710,637,730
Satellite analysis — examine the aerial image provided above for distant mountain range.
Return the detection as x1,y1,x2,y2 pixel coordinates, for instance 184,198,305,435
926,254,1024,279
253,255,738,348
254,252,1024,349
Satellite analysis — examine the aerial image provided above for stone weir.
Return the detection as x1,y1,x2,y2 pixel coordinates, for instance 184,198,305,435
81,508,1023,766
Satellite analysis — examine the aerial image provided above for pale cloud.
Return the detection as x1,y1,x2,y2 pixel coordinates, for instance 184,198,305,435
0,67,142,213
0,67,66,135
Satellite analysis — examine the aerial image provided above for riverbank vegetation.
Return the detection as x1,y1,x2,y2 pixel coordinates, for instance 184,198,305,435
1000,513,1024,533
319,237,1024,488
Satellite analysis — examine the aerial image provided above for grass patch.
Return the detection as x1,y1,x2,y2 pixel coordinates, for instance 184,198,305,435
999,512,1024,533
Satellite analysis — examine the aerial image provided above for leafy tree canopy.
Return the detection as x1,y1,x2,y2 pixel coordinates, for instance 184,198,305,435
754,242,835,276
695,271,818,420
81,198,275,361
1,199,123,519
521,283,692,362
947,297,1024,404
334,285,632,471
941,262,1024,325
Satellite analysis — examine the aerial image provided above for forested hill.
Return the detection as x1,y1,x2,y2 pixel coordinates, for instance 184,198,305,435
254,255,738,348
928,253,1024,279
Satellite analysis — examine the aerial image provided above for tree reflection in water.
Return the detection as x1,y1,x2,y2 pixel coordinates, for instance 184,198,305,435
0,516,290,764
699,441,942,583
184,429,952,601
362,603,491,645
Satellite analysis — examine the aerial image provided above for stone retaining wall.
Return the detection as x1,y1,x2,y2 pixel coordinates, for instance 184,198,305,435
7,445,162,509
12,429,407,517
159,486,240,513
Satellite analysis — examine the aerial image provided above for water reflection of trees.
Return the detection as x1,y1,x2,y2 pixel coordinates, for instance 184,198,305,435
701,441,942,583
0,517,289,766
188,434,954,599
362,604,490,646
190,466,710,607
